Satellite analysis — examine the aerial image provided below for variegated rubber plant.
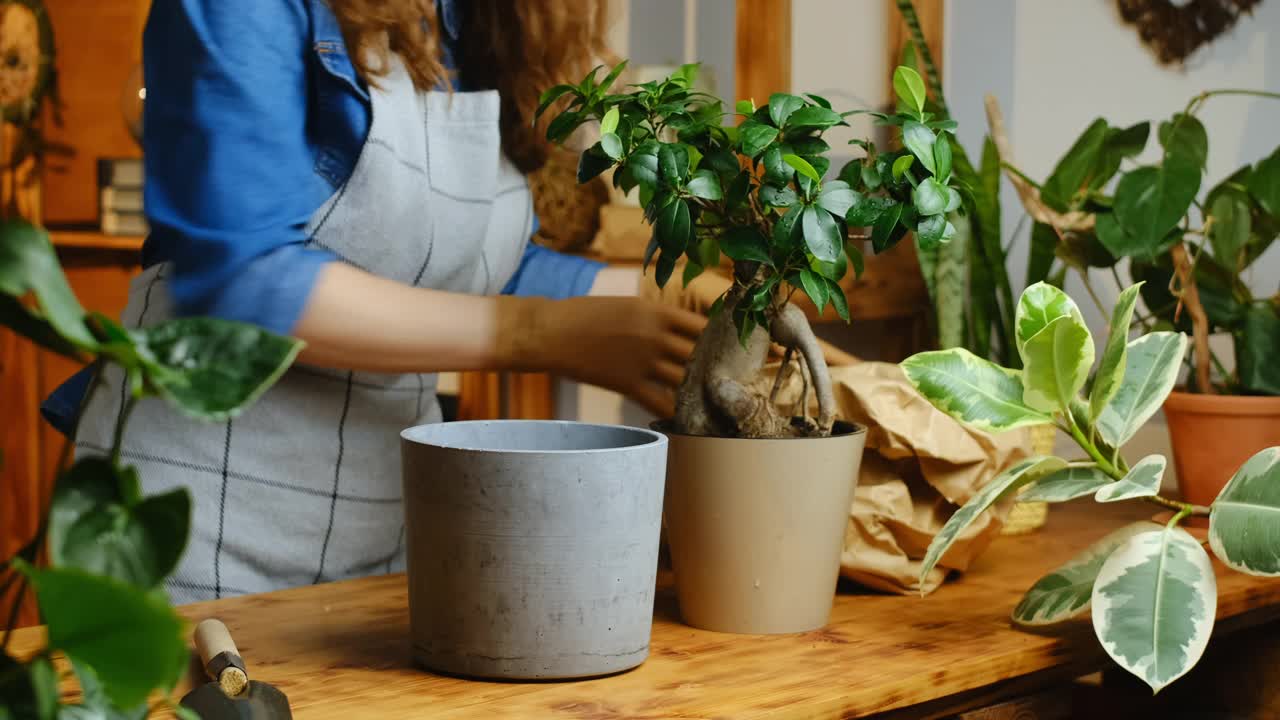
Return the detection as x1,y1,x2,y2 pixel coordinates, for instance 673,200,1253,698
901,280,1280,693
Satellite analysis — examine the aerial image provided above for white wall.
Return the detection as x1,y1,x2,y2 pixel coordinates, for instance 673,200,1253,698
947,0,1280,479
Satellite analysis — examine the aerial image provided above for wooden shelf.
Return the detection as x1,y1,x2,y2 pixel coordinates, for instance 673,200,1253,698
48,230,144,253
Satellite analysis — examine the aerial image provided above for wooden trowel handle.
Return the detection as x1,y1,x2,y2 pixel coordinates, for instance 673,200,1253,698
194,619,249,697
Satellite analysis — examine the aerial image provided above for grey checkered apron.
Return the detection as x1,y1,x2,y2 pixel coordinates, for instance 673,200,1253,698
75,58,535,604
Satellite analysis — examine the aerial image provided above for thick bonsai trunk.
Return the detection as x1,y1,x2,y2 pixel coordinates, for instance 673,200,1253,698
673,287,836,439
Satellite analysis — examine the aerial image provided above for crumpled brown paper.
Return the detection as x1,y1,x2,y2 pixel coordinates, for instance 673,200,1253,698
766,361,1031,595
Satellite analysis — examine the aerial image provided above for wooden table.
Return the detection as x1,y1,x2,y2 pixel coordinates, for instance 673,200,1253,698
7,501,1280,718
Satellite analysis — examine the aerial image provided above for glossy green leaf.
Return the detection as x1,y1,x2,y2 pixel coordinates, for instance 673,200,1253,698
774,204,803,249
1040,119,1109,212
846,193,894,227
1020,465,1112,503
933,135,953,182
654,249,677,288
1015,282,1086,355
734,98,754,115
802,205,841,263
827,277,850,322
686,169,722,200
1026,222,1058,288
655,198,692,255
915,214,955,250
659,143,690,185
0,294,84,361
1092,526,1217,693
1208,189,1250,272
1208,447,1280,575
546,111,586,144
1238,305,1280,395
913,178,949,216
797,269,829,313
892,154,915,181
1013,521,1157,626
1112,156,1201,255
138,318,304,422
1248,146,1280,216
626,141,660,189
759,184,798,208
892,66,927,115
762,146,791,186
768,93,805,127
1021,315,1094,414
1095,211,1175,262
577,143,615,183
901,348,1054,432
600,132,623,160
1096,332,1187,448
17,562,189,709
786,106,843,132
783,154,821,184
1158,113,1209,169
599,106,619,135
1096,455,1166,503
725,171,751,209
599,59,628,93
903,121,937,176
534,84,577,121
719,226,773,265
0,221,96,351
739,120,779,157
1091,122,1151,191
816,180,856,217
870,202,906,253
1090,283,1143,422
920,456,1067,585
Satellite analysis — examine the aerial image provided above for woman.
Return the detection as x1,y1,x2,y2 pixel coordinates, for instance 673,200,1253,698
66,0,705,604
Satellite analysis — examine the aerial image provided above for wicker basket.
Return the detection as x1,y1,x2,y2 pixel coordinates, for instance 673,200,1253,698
1001,423,1056,535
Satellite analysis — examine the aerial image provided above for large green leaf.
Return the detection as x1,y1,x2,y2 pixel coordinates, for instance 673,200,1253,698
658,143,690,186
1041,118,1109,212
1096,332,1187,448
577,143,615,183
1157,113,1209,169
816,180,856,217
16,562,189,709
1091,122,1151,191
1021,315,1094,414
1019,465,1112,503
1208,446,1280,575
892,66,927,115
768,93,805,127
903,121,937,176
1014,282,1083,355
870,202,906,253
719,227,772,265
801,205,841,263
901,348,1053,432
1092,526,1217,693
1248,146,1280,217
1208,189,1251,272
139,318,303,422
1089,284,1143,421
1237,305,1280,396
845,193,895,227
739,120,779,158
0,221,97,351
919,456,1067,585
785,106,843,132
912,178,949,216
1096,455,1166,503
1014,521,1157,626
1112,156,1201,257
686,169,722,200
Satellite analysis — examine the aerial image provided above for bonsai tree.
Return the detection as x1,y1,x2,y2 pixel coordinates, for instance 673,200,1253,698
998,88,1280,395
536,61,960,437
901,279,1280,693
0,221,301,718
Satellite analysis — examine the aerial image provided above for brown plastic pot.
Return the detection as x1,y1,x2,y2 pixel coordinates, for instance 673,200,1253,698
654,421,866,634
1164,390,1280,507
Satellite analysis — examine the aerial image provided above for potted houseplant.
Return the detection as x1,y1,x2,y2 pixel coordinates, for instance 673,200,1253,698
900,279,1280,693
998,89,1280,507
0,221,301,717
537,61,960,633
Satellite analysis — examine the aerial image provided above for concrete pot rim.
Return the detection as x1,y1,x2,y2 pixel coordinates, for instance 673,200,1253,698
650,419,866,442
401,419,667,455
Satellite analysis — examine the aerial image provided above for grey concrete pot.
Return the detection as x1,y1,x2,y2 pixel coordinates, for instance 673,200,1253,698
400,421,668,680
655,421,866,634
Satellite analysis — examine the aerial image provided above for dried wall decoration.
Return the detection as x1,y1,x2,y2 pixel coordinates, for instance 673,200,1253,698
1117,0,1264,64
0,0,56,221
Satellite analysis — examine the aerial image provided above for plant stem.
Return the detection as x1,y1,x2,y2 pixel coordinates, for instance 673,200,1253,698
1167,505,1193,528
1079,273,1109,318
112,395,137,466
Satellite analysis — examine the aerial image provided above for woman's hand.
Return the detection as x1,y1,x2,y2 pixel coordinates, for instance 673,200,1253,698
519,295,705,418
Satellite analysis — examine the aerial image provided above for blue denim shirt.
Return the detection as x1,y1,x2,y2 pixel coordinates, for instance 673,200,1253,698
42,0,602,435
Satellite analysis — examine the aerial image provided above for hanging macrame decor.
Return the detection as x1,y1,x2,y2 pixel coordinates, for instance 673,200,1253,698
1117,0,1264,64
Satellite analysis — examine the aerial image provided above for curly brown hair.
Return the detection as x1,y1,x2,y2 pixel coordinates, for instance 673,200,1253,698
327,0,613,173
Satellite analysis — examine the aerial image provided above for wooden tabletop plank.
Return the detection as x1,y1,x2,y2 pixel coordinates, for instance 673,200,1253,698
6,501,1280,718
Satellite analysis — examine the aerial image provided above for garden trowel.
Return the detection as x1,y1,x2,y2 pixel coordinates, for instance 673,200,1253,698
179,619,292,720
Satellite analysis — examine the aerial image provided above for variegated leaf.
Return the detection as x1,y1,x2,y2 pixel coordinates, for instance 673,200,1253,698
1015,282,1084,355
1021,314,1095,414
919,456,1067,586
1014,521,1158,626
1095,455,1166,503
1019,465,1112,503
1209,446,1280,575
1090,283,1143,421
901,349,1053,432
1093,526,1217,694
1096,333,1187,448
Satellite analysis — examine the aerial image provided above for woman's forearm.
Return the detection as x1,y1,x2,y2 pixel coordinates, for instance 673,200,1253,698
293,262,548,374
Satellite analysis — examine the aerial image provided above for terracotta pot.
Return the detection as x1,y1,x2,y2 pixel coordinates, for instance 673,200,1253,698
1164,391,1280,507
655,421,866,634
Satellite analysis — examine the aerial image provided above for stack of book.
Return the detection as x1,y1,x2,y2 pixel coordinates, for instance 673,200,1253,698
98,157,148,236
